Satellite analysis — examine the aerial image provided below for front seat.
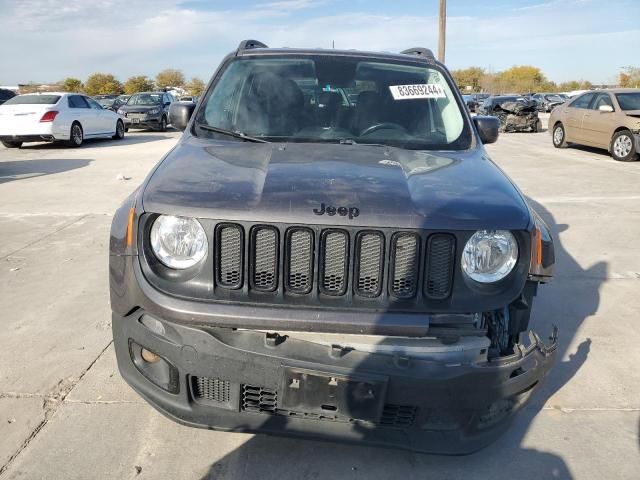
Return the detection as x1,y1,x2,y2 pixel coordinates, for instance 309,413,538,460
351,91,384,135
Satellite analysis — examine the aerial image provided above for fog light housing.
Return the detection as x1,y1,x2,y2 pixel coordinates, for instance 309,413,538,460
129,340,179,393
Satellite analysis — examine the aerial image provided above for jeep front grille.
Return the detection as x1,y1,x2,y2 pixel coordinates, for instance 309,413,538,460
211,222,456,305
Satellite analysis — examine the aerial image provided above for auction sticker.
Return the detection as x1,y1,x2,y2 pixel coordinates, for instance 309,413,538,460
389,84,446,100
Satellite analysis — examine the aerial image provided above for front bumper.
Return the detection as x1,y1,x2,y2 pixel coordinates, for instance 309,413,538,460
122,114,162,129
113,310,557,454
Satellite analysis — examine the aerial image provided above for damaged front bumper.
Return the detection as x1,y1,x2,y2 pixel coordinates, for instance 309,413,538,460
113,310,557,455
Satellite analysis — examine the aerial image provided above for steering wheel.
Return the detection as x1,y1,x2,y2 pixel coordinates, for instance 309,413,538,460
360,122,407,137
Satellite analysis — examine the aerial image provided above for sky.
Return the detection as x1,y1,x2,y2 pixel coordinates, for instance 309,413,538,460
1,0,638,86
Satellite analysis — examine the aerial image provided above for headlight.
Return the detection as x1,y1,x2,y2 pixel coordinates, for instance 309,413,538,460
117,109,125,115
148,108,160,115
461,230,518,283
150,215,208,269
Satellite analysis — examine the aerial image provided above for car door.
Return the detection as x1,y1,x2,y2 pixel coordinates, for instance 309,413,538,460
67,95,96,135
563,92,595,142
86,97,112,134
580,93,615,148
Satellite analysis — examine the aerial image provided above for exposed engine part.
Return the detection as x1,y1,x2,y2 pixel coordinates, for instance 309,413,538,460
483,307,515,356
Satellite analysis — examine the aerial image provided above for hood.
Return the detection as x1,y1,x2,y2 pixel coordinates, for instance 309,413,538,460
142,137,532,230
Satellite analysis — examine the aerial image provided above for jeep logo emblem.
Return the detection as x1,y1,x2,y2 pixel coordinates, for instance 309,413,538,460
313,203,360,219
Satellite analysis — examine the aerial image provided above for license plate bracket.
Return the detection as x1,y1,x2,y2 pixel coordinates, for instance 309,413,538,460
279,367,388,422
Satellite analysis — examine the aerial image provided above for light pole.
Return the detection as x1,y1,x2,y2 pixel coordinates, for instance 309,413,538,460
438,0,446,63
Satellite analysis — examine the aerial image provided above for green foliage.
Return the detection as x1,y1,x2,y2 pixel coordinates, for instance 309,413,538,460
451,67,485,92
156,69,185,89
124,75,155,95
84,73,124,95
186,77,206,97
62,77,83,93
619,66,640,88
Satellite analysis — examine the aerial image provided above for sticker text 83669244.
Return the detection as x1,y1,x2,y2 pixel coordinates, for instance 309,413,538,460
388,84,446,100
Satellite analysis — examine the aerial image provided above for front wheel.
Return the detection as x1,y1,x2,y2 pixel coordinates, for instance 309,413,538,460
159,116,167,132
552,123,567,148
611,130,638,162
2,141,22,148
113,120,125,140
67,122,83,147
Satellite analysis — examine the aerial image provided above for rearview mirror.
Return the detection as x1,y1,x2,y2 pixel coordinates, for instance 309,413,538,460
598,105,614,113
472,116,500,144
169,102,196,131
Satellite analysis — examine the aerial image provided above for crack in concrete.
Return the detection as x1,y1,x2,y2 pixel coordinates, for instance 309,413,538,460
0,340,113,476
0,214,89,261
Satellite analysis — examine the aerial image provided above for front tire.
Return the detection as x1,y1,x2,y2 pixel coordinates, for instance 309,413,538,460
552,123,567,148
113,120,125,140
159,116,167,132
2,141,22,148
611,130,638,162
67,122,83,148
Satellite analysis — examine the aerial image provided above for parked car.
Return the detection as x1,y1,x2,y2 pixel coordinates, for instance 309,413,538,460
493,99,541,132
549,88,640,161
110,40,557,455
531,93,565,112
0,92,125,148
117,92,174,131
462,94,479,113
478,95,527,115
0,88,16,105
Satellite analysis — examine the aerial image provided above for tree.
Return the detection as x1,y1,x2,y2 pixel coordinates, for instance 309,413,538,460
124,75,155,95
557,80,593,92
186,77,206,97
451,67,485,92
495,65,547,93
156,69,185,89
62,77,83,93
84,73,123,95
619,66,640,88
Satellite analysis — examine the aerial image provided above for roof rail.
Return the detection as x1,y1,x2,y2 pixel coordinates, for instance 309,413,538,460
237,39,268,52
400,47,435,59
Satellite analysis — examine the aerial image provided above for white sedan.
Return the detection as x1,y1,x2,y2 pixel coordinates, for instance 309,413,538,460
0,92,125,148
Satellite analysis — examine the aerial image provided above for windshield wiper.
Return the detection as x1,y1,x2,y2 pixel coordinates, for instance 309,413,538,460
338,138,387,147
197,124,269,143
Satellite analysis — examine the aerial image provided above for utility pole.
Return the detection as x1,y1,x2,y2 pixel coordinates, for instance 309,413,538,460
438,0,446,63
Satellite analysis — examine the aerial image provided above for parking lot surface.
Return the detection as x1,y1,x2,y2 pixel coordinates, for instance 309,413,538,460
1,120,639,479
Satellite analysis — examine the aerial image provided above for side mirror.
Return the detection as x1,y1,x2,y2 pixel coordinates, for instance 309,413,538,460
473,116,500,144
598,105,614,113
169,102,196,131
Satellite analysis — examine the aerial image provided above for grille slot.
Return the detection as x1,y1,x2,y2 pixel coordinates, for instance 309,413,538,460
380,404,417,427
192,376,231,403
391,234,419,298
216,224,243,288
425,234,455,299
286,228,314,294
241,385,277,413
320,231,348,295
355,232,384,297
251,226,278,291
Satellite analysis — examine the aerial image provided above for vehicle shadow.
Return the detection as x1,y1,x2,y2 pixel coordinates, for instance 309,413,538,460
198,198,603,480
0,158,91,184
14,132,176,150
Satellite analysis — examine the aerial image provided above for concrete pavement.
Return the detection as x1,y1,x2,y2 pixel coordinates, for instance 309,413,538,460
0,124,638,479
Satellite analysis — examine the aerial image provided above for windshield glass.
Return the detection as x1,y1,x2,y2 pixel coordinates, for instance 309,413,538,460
615,92,640,111
127,93,162,106
545,95,563,102
194,55,470,150
3,94,61,105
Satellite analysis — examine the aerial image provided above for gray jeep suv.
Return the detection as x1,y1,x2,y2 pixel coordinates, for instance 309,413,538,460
109,40,557,454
